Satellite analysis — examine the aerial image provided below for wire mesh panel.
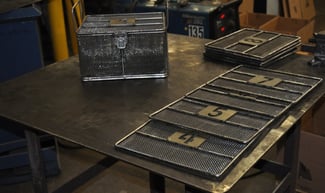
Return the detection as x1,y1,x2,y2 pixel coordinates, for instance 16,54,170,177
151,98,272,143
117,120,247,179
116,65,322,180
76,12,168,81
211,66,322,103
204,28,301,66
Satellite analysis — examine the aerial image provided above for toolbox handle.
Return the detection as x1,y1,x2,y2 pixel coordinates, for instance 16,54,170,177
72,0,85,31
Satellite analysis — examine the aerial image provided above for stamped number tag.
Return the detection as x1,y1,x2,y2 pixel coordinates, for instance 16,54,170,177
239,37,267,46
248,75,282,87
198,105,237,121
168,132,206,148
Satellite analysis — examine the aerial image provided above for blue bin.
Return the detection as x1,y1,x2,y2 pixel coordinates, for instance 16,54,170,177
0,7,59,184
0,6,43,82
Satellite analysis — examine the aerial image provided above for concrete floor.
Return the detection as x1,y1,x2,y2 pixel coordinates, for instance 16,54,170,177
0,140,279,193
1,1,325,193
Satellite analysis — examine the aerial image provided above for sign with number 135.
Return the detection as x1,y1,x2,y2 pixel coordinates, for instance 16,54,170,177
188,25,204,38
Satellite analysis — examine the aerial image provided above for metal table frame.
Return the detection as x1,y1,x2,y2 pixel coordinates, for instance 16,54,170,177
1,34,324,193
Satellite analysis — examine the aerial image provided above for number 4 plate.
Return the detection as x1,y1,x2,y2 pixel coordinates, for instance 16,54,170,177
168,132,206,148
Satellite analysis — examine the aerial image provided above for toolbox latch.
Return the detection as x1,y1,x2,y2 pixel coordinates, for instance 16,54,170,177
114,33,128,50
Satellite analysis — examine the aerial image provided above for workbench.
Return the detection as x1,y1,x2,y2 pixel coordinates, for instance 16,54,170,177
0,34,324,193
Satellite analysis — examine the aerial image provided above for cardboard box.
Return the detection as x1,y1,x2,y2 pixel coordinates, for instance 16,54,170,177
288,0,316,20
259,16,315,43
282,0,290,17
298,131,325,193
240,12,277,29
239,0,254,13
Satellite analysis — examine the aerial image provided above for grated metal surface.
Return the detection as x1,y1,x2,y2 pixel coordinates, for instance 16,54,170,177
118,120,246,179
152,99,272,142
116,65,322,180
137,121,246,158
211,66,322,103
209,78,302,103
150,109,257,143
118,132,233,179
78,14,165,34
187,88,285,117
204,28,301,66
76,12,168,81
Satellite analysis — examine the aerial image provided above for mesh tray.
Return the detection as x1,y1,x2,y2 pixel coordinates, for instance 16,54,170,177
210,66,322,103
150,98,273,143
116,120,249,180
115,65,322,180
204,28,301,66
204,46,298,66
186,88,287,117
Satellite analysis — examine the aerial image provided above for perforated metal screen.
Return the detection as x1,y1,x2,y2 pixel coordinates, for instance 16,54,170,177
204,28,301,66
116,65,322,180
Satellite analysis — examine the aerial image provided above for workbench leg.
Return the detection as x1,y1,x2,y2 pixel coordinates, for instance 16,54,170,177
25,129,48,193
53,157,118,193
149,172,165,193
283,122,301,193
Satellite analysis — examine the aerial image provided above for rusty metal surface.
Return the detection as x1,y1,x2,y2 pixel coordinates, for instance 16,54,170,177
0,34,325,192
0,0,41,13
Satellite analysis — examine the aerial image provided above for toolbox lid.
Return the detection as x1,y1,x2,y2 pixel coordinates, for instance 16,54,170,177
77,12,166,35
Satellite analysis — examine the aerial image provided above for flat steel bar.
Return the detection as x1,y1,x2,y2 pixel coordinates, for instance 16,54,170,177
24,129,48,193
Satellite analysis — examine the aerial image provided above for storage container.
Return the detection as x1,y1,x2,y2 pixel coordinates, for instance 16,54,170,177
73,5,168,81
0,6,43,82
204,28,301,66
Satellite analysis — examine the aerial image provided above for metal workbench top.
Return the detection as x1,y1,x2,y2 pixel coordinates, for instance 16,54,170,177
0,34,325,192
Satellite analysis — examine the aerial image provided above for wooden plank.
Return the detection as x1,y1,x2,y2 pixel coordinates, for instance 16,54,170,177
288,0,303,19
282,0,290,17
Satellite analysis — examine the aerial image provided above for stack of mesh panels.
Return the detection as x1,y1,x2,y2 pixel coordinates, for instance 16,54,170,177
204,28,301,66
115,65,322,180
